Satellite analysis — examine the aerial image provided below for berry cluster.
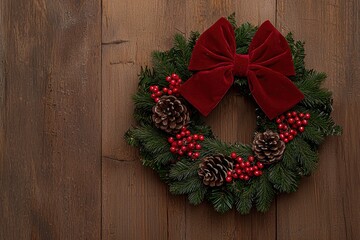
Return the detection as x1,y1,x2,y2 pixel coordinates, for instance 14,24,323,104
168,127,204,160
225,153,264,183
149,73,182,103
276,111,311,143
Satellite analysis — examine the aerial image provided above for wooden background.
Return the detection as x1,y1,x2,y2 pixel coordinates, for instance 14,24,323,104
1,0,359,239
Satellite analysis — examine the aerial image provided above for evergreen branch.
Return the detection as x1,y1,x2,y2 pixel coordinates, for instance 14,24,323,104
169,159,200,181
131,125,169,154
255,172,276,212
286,33,306,79
230,181,257,214
269,163,299,193
169,176,203,195
292,138,318,175
188,185,207,205
208,188,234,213
201,138,252,157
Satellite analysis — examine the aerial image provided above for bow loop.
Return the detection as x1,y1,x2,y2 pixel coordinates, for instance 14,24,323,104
180,18,304,119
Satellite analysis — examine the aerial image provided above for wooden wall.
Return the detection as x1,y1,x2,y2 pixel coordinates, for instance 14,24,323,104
1,0,359,239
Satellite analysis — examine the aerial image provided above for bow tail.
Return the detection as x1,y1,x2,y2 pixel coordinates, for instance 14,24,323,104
180,68,234,116
247,68,304,119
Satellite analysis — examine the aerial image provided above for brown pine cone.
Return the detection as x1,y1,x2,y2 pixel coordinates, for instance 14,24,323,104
152,95,190,134
252,130,285,164
198,154,234,187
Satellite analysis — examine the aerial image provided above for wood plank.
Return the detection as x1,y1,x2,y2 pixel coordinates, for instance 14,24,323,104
101,0,187,239
184,1,277,239
276,0,360,239
0,0,101,239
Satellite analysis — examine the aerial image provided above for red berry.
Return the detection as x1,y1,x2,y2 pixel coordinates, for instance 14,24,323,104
162,87,168,93
236,157,243,163
292,124,298,129
149,86,154,92
236,169,242,175
187,151,193,157
278,124,284,129
170,147,176,153
249,167,254,172
151,93,156,99
154,98,159,103
254,170,260,176
245,162,251,167
295,117,300,121
289,129,296,135
305,113,311,119
171,73,179,79
232,173,238,179
177,140,183,146
178,150,184,155
284,132,289,137
176,134,181,139
283,125,288,131
257,162,264,169
279,133,285,139
199,135,205,141
280,115,285,121
166,76,172,82
299,113,304,118
168,90,173,95
284,138,289,143
235,164,240,169
253,166,258,170
173,88,179,93
258,170,263,176
225,176,233,182
227,171,232,176
193,134,199,140
292,111,297,117
288,118,295,124
170,80,176,85
178,79,182,84
288,135,294,140
302,119,308,126
185,130,191,136
195,144,201,150
230,152,237,159
240,162,246,168
181,146,187,152
276,118,282,124
181,127,187,131
244,175,250,181
193,152,200,159
188,143,195,149
171,141,177,147
296,120,302,127
186,136,193,142
168,137,174,143
286,112,292,118
299,127,305,132
248,156,255,162
180,131,186,137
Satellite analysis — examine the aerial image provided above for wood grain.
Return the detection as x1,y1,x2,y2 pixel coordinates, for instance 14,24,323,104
276,0,360,239
101,0,187,239
0,0,101,239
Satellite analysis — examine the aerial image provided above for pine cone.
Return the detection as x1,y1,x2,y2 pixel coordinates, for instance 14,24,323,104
152,95,190,134
252,130,285,164
198,155,234,187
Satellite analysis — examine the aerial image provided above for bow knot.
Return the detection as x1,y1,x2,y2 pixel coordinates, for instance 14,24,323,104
179,17,304,119
233,54,249,77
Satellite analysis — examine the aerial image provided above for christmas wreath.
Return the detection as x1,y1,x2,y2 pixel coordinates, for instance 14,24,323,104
125,15,341,214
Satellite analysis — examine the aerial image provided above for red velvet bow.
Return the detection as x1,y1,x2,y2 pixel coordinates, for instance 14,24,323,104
179,17,304,119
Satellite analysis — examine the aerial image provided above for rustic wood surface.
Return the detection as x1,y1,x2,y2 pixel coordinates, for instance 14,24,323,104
1,0,359,239
0,0,102,239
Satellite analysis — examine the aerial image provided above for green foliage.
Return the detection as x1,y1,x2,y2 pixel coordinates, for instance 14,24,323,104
208,188,234,213
125,15,341,215
254,172,276,212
